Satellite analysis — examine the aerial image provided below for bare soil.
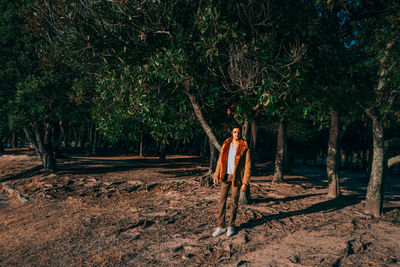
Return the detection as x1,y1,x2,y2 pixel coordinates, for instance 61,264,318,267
1,151,400,266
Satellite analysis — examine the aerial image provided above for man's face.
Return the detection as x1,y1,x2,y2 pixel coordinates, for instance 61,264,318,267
231,128,241,140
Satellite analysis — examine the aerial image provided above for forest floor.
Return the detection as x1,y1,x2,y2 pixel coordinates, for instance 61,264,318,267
1,150,400,266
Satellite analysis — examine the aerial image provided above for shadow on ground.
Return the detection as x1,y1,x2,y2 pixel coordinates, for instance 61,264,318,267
252,193,324,204
0,165,43,183
57,157,207,176
0,156,208,183
239,194,364,231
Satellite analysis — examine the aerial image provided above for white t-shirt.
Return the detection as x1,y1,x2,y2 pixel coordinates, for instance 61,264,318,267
227,143,238,175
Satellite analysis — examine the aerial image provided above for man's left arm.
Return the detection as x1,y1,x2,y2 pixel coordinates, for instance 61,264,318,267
241,147,251,191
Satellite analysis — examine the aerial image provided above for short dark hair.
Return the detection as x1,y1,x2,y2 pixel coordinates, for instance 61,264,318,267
232,125,242,131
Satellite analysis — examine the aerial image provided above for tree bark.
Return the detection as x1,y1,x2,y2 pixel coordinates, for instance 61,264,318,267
23,121,64,174
201,134,208,162
327,108,340,198
42,150,56,173
366,147,373,177
239,117,252,203
364,39,397,217
185,91,221,152
200,139,219,186
242,118,250,142
250,119,257,171
209,139,218,174
365,114,385,217
388,155,400,168
273,121,286,183
11,130,17,148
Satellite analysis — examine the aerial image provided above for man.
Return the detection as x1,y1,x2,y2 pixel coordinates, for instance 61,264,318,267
212,127,251,237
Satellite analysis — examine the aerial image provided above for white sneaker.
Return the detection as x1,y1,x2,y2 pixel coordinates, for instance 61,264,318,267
226,226,235,237
212,227,226,237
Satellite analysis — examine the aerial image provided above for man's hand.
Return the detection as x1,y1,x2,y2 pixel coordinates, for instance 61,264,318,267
213,176,219,185
240,184,247,192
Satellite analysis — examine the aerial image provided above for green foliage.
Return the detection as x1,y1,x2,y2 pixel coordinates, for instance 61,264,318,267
350,1,400,115
9,71,73,127
194,0,317,126
0,0,32,139
92,64,200,144
4,0,397,163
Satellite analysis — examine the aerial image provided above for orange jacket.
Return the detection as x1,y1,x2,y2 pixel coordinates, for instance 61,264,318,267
213,137,251,187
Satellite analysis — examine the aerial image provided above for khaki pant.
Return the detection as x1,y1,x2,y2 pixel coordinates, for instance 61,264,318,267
217,174,240,228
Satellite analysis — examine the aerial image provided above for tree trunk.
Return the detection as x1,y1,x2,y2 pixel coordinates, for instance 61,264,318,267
42,150,57,173
388,155,400,168
273,121,286,183
365,114,385,217
240,117,252,203
366,147,373,177
327,108,340,198
0,136,4,154
242,118,250,142
185,90,221,152
11,130,17,148
361,147,368,172
23,122,63,174
200,139,218,186
209,139,218,174
239,185,252,205
139,129,143,157
159,143,166,160
92,125,97,153
63,125,70,148
201,135,208,162
250,119,258,173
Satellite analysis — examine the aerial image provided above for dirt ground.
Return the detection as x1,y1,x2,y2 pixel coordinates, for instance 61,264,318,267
1,151,400,266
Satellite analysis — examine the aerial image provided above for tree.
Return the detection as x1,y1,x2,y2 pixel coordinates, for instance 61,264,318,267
350,0,400,216
195,0,316,185
10,71,73,173
3,1,81,173
0,0,33,152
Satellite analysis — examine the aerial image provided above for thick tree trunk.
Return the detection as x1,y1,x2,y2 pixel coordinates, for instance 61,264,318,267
239,185,252,205
365,115,385,217
42,150,57,173
273,121,286,183
242,118,250,142
23,122,64,174
200,139,219,186
363,39,397,217
209,139,218,174
185,91,221,152
327,109,340,198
